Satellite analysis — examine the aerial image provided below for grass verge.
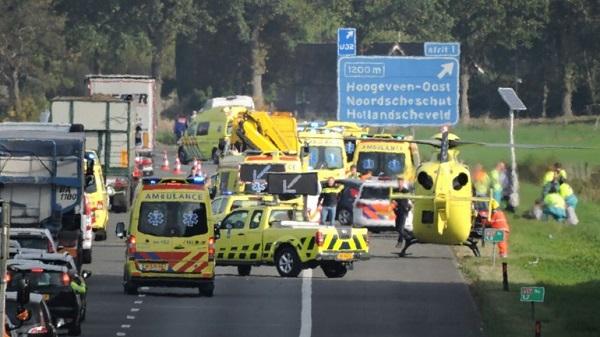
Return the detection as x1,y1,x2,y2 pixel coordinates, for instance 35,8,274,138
450,122,600,337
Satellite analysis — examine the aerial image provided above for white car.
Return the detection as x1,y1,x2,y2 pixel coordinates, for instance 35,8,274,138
352,180,398,230
9,228,57,253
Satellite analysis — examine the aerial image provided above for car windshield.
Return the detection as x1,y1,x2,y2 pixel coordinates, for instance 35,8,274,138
361,187,390,200
8,271,65,289
11,236,48,250
356,152,406,177
6,300,42,324
308,146,343,169
138,202,208,237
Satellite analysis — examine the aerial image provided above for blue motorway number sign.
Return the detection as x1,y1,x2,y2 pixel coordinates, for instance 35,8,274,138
337,28,356,57
337,56,459,126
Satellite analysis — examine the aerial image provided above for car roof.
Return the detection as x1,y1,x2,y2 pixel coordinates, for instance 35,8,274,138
6,292,44,303
9,228,51,236
7,259,67,272
12,251,72,262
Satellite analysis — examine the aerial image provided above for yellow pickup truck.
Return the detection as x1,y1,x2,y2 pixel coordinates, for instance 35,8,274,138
215,203,369,278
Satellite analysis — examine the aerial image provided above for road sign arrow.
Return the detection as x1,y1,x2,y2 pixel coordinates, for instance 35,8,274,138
346,30,354,39
253,165,272,181
437,62,454,79
282,175,302,193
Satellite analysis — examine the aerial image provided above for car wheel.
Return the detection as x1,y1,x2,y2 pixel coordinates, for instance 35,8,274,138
237,265,252,276
337,208,353,226
211,148,219,165
68,320,82,336
178,146,190,165
82,249,92,264
94,229,107,241
123,273,138,295
199,283,214,297
321,261,347,278
275,246,302,278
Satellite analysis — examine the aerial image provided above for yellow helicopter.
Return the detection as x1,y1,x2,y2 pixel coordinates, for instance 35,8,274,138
392,126,593,257
391,127,492,257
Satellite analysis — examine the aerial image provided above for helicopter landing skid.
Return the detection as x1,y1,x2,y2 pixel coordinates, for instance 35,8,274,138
463,239,481,257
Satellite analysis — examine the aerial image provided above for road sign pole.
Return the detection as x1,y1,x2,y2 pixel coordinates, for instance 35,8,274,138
531,302,535,321
0,201,10,333
492,244,496,266
509,108,520,209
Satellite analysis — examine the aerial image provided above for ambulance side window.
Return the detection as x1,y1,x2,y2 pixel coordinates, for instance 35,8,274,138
249,210,263,229
196,122,210,136
211,198,223,214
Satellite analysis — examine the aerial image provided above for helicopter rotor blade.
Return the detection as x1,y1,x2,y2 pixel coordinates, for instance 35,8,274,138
455,141,596,150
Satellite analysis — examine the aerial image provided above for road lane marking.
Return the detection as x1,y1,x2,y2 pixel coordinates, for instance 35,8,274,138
131,308,140,312
138,294,146,298
126,315,136,320
121,325,131,329
299,268,312,337
116,333,126,336
134,300,143,304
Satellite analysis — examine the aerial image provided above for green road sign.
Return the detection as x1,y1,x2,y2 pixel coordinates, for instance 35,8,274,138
520,287,545,302
484,228,505,242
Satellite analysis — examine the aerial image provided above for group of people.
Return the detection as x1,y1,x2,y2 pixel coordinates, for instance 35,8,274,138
472,161,512,211
532,162,579,225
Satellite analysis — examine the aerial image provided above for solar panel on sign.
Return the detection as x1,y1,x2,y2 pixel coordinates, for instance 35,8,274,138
498,87,527,110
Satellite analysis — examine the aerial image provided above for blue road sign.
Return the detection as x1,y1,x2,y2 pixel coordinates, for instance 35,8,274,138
424,42,461,57
337,56,459,126
337,28,356,57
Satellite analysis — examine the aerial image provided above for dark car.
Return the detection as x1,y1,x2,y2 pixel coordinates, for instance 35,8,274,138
334,179,363,226
6,292,58,337
6,261,85,336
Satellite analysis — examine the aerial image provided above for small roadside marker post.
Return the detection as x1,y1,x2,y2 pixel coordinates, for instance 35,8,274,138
520,286,545,336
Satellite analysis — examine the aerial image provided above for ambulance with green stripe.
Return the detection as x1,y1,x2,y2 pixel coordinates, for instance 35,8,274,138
116,177,216,296
215,203,369,278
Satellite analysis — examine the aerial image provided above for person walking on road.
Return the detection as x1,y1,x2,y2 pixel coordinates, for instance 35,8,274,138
392,176,412,248
318,177,342,226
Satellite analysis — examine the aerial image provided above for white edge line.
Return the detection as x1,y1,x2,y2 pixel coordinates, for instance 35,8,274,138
299,268,312,337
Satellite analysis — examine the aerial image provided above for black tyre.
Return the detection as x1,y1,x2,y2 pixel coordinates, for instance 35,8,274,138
337,208,353,226
275,246,302,278
82,249,92,264
237,265,252,276
321,262,347,278
178,146,190,165
94,229,107,241
68,320,82,336
211,148,219,165
199,283,214,297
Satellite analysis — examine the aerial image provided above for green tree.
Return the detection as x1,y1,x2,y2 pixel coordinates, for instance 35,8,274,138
0,0,65,119
448,0,548,122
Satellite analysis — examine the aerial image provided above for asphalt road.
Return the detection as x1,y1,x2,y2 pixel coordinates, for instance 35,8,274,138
80,151,484,337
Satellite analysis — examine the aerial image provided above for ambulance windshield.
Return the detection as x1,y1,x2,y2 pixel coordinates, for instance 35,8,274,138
138,202,208,237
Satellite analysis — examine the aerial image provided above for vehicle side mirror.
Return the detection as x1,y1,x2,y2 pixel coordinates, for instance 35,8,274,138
303,143,310,156
214,224,221,240
81,270,92,279
16,279,30,306
115,222,126,239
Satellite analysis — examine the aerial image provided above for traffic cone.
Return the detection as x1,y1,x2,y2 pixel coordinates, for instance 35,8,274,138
172,157,184,175
160,150,170,171
133,165,142,178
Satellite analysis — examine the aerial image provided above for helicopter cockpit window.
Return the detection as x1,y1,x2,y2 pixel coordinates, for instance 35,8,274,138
452,173,469,191
418,172,434,190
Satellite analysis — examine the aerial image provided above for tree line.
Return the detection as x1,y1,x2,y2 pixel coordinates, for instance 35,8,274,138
0,0,598,121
